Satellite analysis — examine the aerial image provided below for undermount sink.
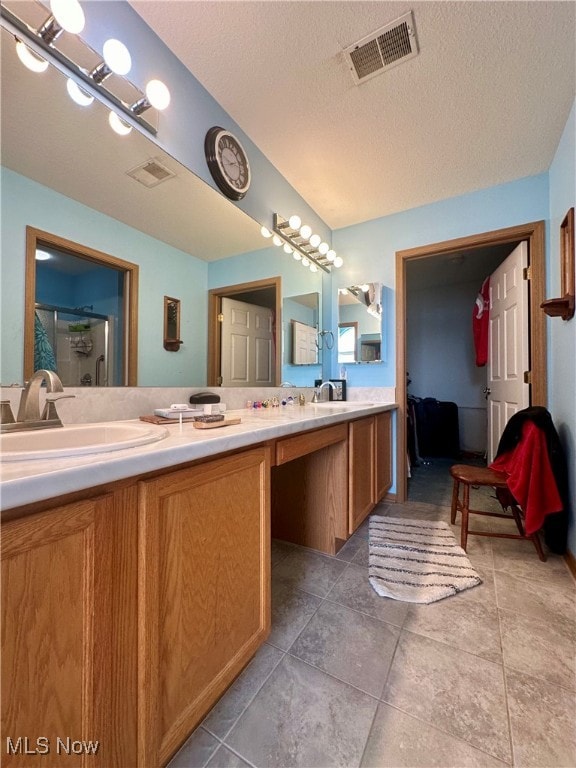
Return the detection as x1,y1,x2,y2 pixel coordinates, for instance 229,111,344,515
1,421,169,462
312,401,374,409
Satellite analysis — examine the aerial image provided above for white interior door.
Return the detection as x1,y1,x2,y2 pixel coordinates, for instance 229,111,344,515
220,297,274,386
487,241,530,461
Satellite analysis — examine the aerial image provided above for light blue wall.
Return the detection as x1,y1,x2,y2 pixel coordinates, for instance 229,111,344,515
548,98,576,557
330,174,549,386
0,168,208,386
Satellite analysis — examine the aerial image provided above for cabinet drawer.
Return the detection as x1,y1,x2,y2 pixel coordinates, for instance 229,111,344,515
275,423,348,465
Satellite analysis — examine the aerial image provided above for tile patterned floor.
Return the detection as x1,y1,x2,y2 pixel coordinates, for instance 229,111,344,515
169,497,576,768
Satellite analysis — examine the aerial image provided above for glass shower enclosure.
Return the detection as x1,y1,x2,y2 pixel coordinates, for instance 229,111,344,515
35,303,114,386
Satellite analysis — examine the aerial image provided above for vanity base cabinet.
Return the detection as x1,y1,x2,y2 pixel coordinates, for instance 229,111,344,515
348,412,393,534
1,489,139,768
348,417,376,534
374,411,393,501
137,448,270,767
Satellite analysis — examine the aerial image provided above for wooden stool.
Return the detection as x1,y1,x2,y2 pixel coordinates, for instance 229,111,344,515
449,464,546,561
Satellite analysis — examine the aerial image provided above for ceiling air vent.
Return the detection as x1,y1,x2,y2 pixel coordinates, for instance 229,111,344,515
126,158,176,188
344,11,418,85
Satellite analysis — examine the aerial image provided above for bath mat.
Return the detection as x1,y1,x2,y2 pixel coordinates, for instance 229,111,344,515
369,516,482,604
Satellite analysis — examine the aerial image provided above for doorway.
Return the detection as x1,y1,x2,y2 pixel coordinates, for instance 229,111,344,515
207,277,282,386
395,221,547,503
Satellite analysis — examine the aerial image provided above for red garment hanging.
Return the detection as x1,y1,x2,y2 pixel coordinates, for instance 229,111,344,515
473,277,490,366
489,420,563,535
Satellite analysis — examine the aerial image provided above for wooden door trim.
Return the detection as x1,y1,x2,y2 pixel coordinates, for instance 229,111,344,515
207,276,282,386
395,220,547,502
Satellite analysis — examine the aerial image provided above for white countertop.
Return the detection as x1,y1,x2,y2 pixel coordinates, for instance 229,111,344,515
0,402,396,512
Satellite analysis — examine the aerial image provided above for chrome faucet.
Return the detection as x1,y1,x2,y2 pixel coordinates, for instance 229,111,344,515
1,369,73,433
311,380,337,403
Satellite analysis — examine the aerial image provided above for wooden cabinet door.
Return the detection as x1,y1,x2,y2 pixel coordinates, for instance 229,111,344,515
348,417,376,534
138,448,270,767
374,411,392,501
1,493,137,768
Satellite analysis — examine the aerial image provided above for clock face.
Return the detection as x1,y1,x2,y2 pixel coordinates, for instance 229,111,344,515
205,127,251,201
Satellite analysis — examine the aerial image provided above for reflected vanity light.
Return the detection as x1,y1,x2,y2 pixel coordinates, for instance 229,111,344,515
108,110,132,136
2,2,171,137
35,250,52,261
260,213,345,273
16,40,48,72
66,77,93,106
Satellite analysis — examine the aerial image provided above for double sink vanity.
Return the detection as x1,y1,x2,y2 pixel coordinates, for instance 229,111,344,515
1,398,396,767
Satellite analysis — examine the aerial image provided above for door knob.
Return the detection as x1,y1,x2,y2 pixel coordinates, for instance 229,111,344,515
483,386,491,399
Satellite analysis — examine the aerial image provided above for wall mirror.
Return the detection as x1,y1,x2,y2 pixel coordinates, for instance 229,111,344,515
163,297,183,352
337,283,383,364
1,23,292,387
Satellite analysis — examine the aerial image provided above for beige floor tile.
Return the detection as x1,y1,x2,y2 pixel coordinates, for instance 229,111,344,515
506,667,576,767
382,630,512,763
289,601,400,697
327,562,410,627
494,571,576,639
499,608,576,691
361,703,509,767
225,654,378,768
491,537,575,589
403,576,502,662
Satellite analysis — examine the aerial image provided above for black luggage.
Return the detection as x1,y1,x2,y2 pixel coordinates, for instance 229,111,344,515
414,397,460,458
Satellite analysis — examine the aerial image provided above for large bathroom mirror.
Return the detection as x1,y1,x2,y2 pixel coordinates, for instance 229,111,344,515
337,283,383,364
1,20,289,387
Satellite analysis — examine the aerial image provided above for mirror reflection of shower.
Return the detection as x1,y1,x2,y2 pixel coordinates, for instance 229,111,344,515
35,304,112,387
34,242,126,386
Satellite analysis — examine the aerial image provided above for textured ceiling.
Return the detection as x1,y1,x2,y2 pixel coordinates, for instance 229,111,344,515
131,0,576,230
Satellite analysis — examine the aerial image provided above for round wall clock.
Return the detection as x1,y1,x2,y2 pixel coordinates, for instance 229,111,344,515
204,126,251,201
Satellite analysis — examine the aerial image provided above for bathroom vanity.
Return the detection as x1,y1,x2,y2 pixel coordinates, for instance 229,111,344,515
1,403,395,767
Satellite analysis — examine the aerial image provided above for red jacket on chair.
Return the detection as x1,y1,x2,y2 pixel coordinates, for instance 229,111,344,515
489,420,563,535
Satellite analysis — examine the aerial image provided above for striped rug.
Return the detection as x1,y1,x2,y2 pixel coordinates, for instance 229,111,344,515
369,516,482,604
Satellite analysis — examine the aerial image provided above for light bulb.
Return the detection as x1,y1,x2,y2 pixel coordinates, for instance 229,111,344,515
309,234,321,248
103,39,132,76
283,244,293,255
310,263,318,273
293,252,302,261
333,256,344,268
360,283,370,292
318,242,329,255
288,215,301,230
50,0,85,33
35,250,51,261
340,288,349,295
326,249,336,262
301,257,310,267
145,79,171,110
272,235,282,247
108,111,132,136
16,41,48,73
66,78,94,106
260,226,272,238
300,224,312,240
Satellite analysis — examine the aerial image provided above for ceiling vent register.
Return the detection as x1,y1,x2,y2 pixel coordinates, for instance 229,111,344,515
344,11,418,85
126,159,176,188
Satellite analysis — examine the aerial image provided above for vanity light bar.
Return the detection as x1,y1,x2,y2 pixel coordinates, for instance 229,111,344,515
271,215,340,273
1,4,162,136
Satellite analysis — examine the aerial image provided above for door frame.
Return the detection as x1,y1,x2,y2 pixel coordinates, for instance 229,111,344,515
395,221,547,503
207,276,282,386
25,226,138,385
